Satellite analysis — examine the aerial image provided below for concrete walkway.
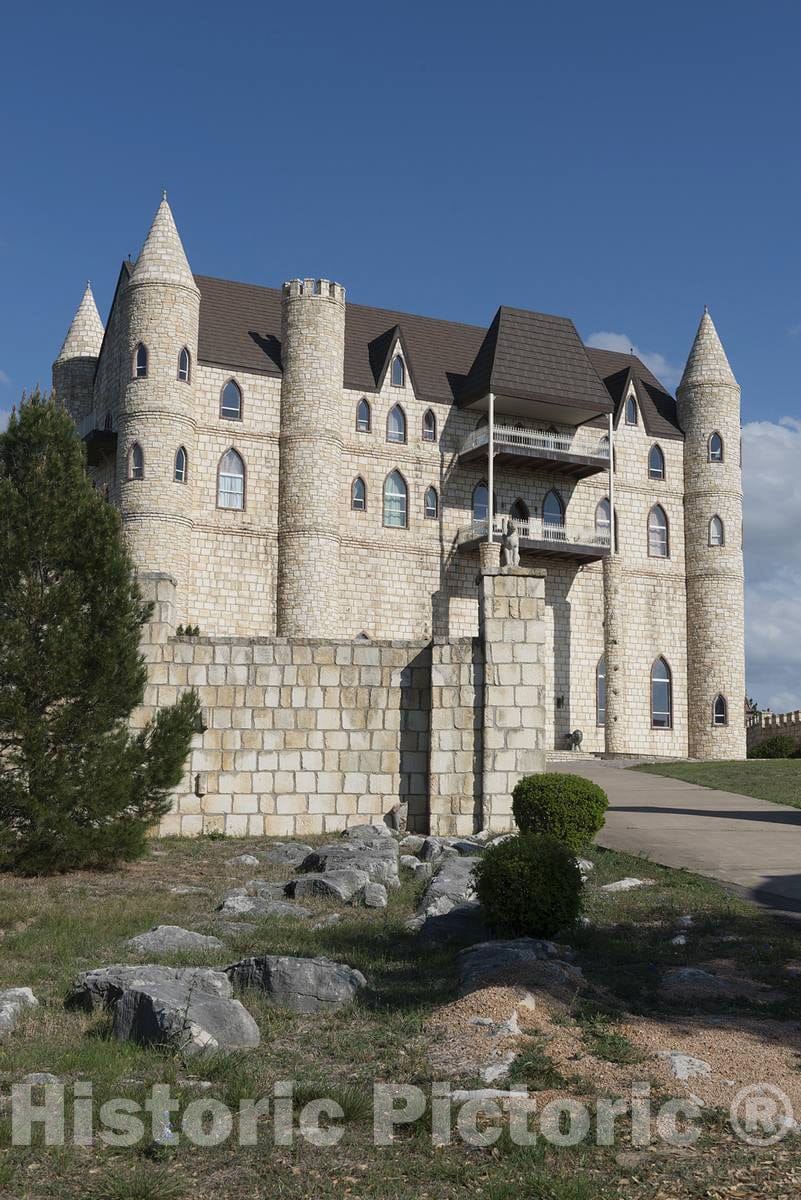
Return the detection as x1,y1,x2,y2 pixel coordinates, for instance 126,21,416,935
554,759,801,916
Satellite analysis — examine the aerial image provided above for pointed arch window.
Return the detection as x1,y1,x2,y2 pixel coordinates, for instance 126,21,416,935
595,498,611,543
387,404,406,444
383,470,408,528
543,489,565,540
625,394,638,425
217,448,245,510
220,379,242,421
174,446,188,484
648,444,665,480
356,398,371,433
651,657,673,728
596,655,606,726
133,343,148,379
129,442,144,480
709,515,725,546
391,355,405,387
351,476,366,511
178,347,191,383
648,504,669,557
422,409,437,442
713,694,728,726
472,481,497,525
709,431,724,462
510,498,530,536
424,486,438,519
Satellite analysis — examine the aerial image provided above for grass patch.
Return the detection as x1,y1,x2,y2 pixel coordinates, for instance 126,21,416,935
506,1035,567,1088
630,758,801,808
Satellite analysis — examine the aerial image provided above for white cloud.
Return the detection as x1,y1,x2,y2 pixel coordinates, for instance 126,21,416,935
0,369,10,386
586,331,683,391
742,417,801,711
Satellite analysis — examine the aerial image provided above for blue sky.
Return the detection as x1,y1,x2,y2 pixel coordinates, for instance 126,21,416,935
1,0,800,708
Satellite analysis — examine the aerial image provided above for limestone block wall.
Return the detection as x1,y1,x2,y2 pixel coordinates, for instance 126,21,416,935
428,638,484,836
479,566,546,832
746,712,801,754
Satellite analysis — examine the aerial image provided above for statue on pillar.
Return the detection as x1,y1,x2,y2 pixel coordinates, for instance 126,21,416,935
500,517,520,569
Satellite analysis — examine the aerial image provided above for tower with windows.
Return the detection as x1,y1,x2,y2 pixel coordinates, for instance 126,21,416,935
117,195,200,623
52,282,105,425
677,309,746,758
277,278,346,638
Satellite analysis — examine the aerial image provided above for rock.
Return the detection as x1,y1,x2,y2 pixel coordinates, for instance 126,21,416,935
311,913,342,931
0,988,38,1036
126,926,224,955
657,1051,712,1081
66,965,232,1012
299,840,399,888
400,854,420,871
600,877,655,893
670,934,688,946
480,1051,517,1083
398,834,426,855
440,846,459,859
451,1088,528,1104
662,967,732,998
169,886,212,896
413,862,432,880
415,856,477,920
287,869,370,904
576,857,594,879
213,921,260,937
112,982,260,1056
21,1073,59,1086
419,837,444,863
341,823,393,842
677,915,694,927
225,954,366,1014
215,893,309,919
261,842,314,867
451,840,484,856
457,938,580,994
242,880,293,899
418,902,487,944
485,833,516,848
359,882,388,909
226,854,261,868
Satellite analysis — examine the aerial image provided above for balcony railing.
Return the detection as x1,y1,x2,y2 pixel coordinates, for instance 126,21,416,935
460,516,611,551
460,423,610,460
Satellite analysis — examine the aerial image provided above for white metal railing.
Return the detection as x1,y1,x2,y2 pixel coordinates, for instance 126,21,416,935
463,516,611,549
460,423,610,460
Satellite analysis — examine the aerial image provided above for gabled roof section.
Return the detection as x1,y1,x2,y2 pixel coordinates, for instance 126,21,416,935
366,324,418,393
458,306,613,415
585,347,683,439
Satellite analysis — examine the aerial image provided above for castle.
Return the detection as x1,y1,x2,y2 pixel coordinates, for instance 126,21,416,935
52,196,747,836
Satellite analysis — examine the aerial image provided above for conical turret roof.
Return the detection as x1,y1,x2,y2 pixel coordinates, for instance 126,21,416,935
131,194,198,291
678,309,738,393
56,282,105,361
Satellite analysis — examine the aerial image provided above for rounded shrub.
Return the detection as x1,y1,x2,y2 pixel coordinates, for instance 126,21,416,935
748,735,799,759
474,833,582,938
511,772,608,852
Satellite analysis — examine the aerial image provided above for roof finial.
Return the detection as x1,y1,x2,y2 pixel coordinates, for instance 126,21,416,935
162,188,168,201
704,303,709,314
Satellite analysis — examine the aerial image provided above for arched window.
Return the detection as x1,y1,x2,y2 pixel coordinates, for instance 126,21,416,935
651,657,672,728
356,398,371,433
598,434,610,459
424,486,438,519
543,489,565,535
595,498,611,542
422,409,437,442
477,414,488,430
709,432,723,462
351,476,366,511
387,404,406,444
713,694,728,726
129,442,144,480
174,446,188,483
596,656,606,726
217,449,245,510
383,471,407,528
220,379,242,421
648,444,665,480
391,355,405,387
625,394,638,425
510,498,530,535
473,481,489,524
178,347,191,383
709,515,725,546
133,343,148,379
648,504,669,557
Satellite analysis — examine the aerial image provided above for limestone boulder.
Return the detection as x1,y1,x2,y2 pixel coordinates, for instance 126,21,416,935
226,954,366,1013
66,965,232,1012
0,988,38,1036
286,869,369,904
457,938,580,994
260,842,313,868
358,882,388,909
112,981,260,1056
126,926,223,955
215,892,310,919
300,840,400,888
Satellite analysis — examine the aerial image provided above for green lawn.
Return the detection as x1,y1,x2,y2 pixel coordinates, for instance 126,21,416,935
630,758,801,808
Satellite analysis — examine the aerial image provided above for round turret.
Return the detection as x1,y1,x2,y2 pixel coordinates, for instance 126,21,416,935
52,282,105,425
117,197,200,625
277,278,346,638
677,310,746,759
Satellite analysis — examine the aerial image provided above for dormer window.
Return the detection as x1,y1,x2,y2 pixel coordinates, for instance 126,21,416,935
625,394,638,425
178,347,191,383
133,343,148,379
391,355,405,387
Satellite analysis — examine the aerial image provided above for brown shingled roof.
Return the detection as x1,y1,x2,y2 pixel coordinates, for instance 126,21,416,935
585,347,683,440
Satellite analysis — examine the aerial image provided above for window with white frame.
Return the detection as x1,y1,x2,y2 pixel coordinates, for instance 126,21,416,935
352,476,366,511
424,486,438,519
648,504,669,557
383,471,407,527
651,657,672,728
220,379,242,421
217,448,245,509
386,404,406,444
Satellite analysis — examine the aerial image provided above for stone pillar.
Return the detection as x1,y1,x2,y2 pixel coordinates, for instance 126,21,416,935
479,566,546,831
602,553,627,755
428,638,484,837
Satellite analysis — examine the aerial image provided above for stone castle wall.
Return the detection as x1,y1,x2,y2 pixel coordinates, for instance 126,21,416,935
746,712,801,753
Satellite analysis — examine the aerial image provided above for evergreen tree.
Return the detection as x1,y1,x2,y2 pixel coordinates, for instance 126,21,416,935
0,392,199,874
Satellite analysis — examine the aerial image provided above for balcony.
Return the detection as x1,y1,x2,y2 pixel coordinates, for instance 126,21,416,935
459,423,610,478
458,516,611,563
76,412,117,467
